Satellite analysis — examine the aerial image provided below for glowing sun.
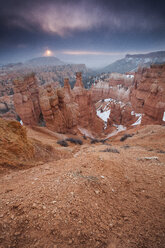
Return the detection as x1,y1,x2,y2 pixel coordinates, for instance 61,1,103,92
44,49,53,56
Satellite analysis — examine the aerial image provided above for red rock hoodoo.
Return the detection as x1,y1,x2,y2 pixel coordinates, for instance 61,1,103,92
13,72,104,136
13,73,41,125
107,103,136,127
90,74,132,103
130,64,165,124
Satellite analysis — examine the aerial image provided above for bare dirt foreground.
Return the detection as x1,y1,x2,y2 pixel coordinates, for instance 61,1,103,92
0,122,165,248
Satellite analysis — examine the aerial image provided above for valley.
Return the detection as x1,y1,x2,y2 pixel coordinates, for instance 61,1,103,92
0,55,165,248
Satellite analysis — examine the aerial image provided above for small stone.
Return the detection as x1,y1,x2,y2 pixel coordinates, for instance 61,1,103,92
14,232,21,236
52,201,56,204
42,206,46,210
112,189,115,192
68,239,72,245
11,215,14,220
32,203,37,208
95,190,99,194
100,176,105,179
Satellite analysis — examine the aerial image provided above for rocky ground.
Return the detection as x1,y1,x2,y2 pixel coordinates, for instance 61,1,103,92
0,120,165,248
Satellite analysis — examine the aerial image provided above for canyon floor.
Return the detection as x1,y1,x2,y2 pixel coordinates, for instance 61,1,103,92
0,123,165,248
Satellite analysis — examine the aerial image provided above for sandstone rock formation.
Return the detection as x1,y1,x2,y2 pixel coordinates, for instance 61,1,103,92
130,64,165,124
107,103,137,127
13,73,41,125
13,72,104,136
90,77,131,103
39,82,79,134
0,95,17,120
72,73,103,135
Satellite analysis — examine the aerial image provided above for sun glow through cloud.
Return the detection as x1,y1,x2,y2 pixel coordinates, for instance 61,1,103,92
44,49,53,56
62,50,128,56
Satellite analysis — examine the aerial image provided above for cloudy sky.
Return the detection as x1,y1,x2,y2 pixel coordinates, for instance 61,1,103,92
0,0,165,67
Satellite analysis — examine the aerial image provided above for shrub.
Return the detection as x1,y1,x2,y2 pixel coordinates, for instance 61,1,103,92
101,148,119,153
158,150,165,154
66,138,83,145
57,140,68,147
100,139,107,144
90,139,107,144
120,134,134,142
123,145,130,149
90,139,100,144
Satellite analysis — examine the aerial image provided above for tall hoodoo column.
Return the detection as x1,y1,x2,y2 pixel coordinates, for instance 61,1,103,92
74,72,84,88
13,73,41,125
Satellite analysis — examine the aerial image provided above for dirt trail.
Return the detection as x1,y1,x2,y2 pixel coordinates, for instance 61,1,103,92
0,125,165,248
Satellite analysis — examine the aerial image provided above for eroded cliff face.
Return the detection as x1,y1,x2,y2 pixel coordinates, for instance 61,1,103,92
13,73,41,125
130,64,165,124
39,82,79,134
0,95,17,120
72,73,103,135
13,65,165,138
107,103,136,127
90,75,131,103
13,72,104,136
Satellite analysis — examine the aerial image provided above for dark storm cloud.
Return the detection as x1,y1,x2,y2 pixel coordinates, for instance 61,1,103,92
1,0,165,36
0,0,165,65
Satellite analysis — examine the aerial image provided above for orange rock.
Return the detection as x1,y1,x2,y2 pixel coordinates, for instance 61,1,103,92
90,81,130,103
13,73,41,125
13,72,104,136
130,64,165,124
107,103,136,127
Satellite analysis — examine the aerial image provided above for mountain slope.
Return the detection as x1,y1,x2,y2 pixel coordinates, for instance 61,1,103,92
100,51,165,73
0,123,165,247
26,56,65,66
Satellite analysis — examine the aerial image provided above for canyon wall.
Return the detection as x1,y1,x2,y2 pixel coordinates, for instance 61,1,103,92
12,65,165,137
13,72,104,136
90,74,133,103
130,64,165,124
0,95,16,120
13,73,41,125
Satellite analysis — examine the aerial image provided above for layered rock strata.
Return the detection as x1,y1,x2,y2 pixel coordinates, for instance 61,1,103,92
130,64,165,124
0,95,17,120
13,73,41,125
13,73,104,135
90,80,130,103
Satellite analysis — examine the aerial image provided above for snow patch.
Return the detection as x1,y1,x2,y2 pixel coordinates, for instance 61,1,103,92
100,98,125,108
163,112,165,121
104,98,113,102
78,127,94,139
97,109,111,129
126,75,134,78
144,58,151,63
106,125,126,139
132,113,142,126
